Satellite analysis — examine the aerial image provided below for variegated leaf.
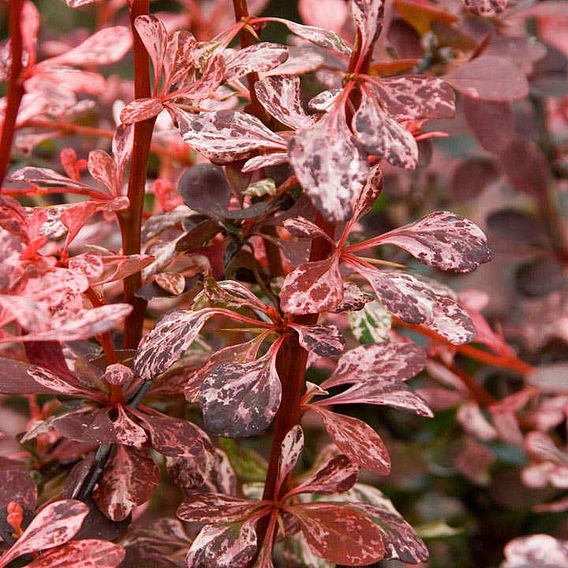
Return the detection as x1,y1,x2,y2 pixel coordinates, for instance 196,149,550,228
332,283,374,313
322,343,427,389
132,410,210,458
351,0,385,57
281,20,351,56
87,149,116,193
120,97,164,124
173,108,287,163
348,300,391,344
177,491,266,524
370,75,455,120
463,0,507,16
26,365,89,396
134,15,168,84
280,256,343,315
134,309,217,381
370,211,493,272
312,407,390,474
276,425,305,495
503,535,568,568
0,500,88,568
309,89,341,112
288,502,385,565
242,152,289,173
289,454,359,497
112,405,148,446
283,216,335,242
185,520,258,568
225,43,288,82
255,76,314,130
154,272,186,295
26,540,125,568
103,363,133,386
52,408,117,444
290,324,344,358
352,87,418,169
92,446,159,522
289,105,369,220
200,348,282,438
10,167,97,193
349,264,475,344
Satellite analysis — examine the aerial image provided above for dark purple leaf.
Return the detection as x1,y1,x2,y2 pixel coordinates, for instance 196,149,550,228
178,164,231,217
370,210,494,272
289,104,369,221
0,462,37,509
52,408,117,444
515,257,565,297
463,98,515,154
289,324,344,358
200,346,282,438
93,446,159,522
27,540,125,568
352,87,418,169
486,208,543,245
288,502,385,565
280,255,343,315
451,157,500,201
255,76,314,130
499,139,550,197
173,108,287,163
0,500,88,568
0,358,65,394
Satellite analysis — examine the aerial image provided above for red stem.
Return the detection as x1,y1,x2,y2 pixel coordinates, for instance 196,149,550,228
119,1,157,349
0,0,25,188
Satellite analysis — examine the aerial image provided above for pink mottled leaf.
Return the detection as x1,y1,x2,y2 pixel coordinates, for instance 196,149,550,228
154,272,186,295
88,149,116,193
132,410,209,458
60,202,100,247
276,425,305,495
288,454,359,497
299,0,349,33
289,104,369,220
242,152,289,173
93,445,159,522
352,87,418,169
309,89,341,112
134,15,168,85
68,254,104,280
283,216,335,242
289,324,344,358
134,309,217,380
370,75,455,120
503,535,568,568
349,264,475,344
175,55,225,102
177,491,266,524
281,20,351,56
112,405,147,446
366,210,493,272
351,0,385,57
312,407,390,474
288,502,385,565
22,267,89,308
463,0,507,16
46,27,132,67
120,97,163,124
93,254,155,286
185,520,258,568
331,282,374,313
200,345,282,437
255,76,314,130
10,167,99,193
103,363,134,386
173,108,287,163
0,500,88,568
280,255,343,315
26,365,90,396
225,43,288,82
445,56,529,101
0,358,71,395
322,343,427,389
27,540,125,568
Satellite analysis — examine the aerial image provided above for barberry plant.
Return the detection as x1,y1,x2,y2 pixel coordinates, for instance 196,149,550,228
1,0,568,567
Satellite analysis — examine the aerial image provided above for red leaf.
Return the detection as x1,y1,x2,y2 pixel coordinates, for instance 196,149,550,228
349,264,475,344
200,345,282,437
185,520,258,568
289,324,344,358
0,500,88,568
280,255,343,315
173,108,287,163
288,454,359,497
312,407,391,474
225,43,288,82
322,342,427,389
289,104,369,220
27,540,125,568
255,76,314,130
445,56,528,101
93,446,159,521
133,309,217,381
463,0,507,16
288,502,385,565
177,491,266,524
352,86,418,169
367,210,494,272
